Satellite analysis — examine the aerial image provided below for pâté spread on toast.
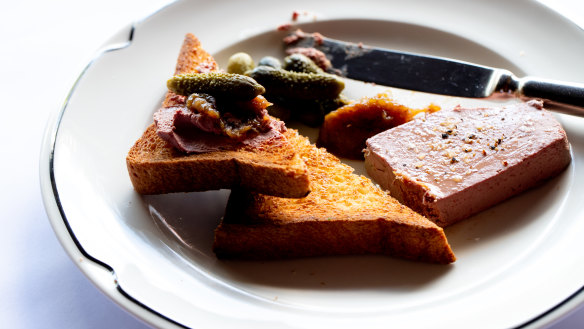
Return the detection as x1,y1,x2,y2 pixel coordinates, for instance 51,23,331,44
126,34,310,198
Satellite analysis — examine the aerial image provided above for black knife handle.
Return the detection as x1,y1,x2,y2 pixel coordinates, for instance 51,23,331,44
514,76,584,116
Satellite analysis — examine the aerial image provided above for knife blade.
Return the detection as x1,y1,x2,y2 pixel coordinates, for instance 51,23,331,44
285,33,584,117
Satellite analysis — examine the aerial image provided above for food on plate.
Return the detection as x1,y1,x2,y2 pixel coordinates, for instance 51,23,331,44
135,33,455,263
283,53,324,74
318,93,440,159
128,30,573,265
257,56,282,69
246,66,345,100
245,53,348,126
283,30,333,72
166,72,264,101
126,33,310,198
213,130,456,264
226,52,255,75
364,100,571,227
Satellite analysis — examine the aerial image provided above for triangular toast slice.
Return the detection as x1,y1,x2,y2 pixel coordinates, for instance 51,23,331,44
213,133,456,264
126,34,310,198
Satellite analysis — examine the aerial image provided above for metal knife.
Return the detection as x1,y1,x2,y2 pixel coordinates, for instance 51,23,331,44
285,34,584,117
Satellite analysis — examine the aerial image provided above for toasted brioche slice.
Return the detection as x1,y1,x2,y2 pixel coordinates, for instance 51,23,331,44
213,133,456,264
126,34,310,198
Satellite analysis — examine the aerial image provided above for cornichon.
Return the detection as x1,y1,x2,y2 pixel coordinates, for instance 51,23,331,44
269,95,350,126
167,72,265,101
283,54,323,74
246,66,344,100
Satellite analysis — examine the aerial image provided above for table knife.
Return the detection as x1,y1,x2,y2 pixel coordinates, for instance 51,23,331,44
286,34,584,117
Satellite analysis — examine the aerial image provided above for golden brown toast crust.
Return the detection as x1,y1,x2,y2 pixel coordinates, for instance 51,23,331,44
163,33,218,107
214,133,456,264
126,34,310,198
127,124,309,196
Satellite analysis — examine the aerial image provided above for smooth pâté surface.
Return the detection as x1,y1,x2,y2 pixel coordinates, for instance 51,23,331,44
365,101,571,227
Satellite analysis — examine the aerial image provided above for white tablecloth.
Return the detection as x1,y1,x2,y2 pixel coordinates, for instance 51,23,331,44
1,0,582,328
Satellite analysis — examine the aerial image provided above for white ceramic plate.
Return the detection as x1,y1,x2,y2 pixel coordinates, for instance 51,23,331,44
40,0,584,328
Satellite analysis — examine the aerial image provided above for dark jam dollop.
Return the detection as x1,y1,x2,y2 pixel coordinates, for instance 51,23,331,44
317,93,440,159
